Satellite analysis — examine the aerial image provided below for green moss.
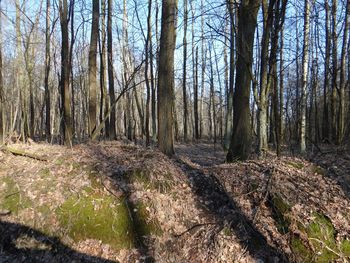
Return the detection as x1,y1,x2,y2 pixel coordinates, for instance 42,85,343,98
291,213,350,262
54,157,66,165
291,236,314,262
222,227,233,236
0,176,32,214
39,168,51,178
128,169,172,193
286,161,304,169
269,194,291,234
133,202,162,237
311,165,326,176
57,191,135,250
341,240,350,256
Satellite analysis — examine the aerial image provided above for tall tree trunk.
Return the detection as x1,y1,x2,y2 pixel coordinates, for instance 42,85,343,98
182,0,188,141
107,0,116,139
152,0,158,142
338,0,349,143
257,0,275,156
279,24,284,145
0,5,3,144
224,0,235,150
227,0,261,161
99,0,109,138
59,0,72,146
331,0,338,142
194,46,199,139
145,0,153,145
89,0,99,137
158,0,177,156
45,0,51,141
323,0,330,141
300,0,310,153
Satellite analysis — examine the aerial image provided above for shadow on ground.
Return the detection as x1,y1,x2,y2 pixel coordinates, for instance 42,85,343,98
0,220,117,263
174,157,288,262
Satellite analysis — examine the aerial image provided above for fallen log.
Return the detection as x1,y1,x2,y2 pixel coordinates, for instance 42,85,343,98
0,146,48,161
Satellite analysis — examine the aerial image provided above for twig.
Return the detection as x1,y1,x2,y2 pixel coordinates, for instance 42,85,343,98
4,191,20,199
173,222,218,237
308,237,342,258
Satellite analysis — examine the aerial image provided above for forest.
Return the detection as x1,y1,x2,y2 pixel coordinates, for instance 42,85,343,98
0,0,350,262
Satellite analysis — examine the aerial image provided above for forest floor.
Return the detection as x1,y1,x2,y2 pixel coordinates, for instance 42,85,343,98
0,140,350,262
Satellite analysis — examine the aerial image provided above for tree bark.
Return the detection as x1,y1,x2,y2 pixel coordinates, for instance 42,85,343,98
158,0,177,156
44,0,51,141
107,0,116,139
59,0,72,146
182,0,188,141
224,0,235,150
227,0,261,161
338,0,349,144
0,9,3,144
323,0,330,141
88,0,99,138
300,0,310,154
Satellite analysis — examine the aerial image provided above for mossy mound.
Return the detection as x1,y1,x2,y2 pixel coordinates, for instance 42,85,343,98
56,189,135,250
0,176,32,215
291,213,350,262
268,192,350,262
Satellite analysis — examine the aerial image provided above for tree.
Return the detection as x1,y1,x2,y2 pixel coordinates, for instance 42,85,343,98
107,0,116,139
0,1,3,144
182,0,188,141
255,0,275,157
59,0,72,146
145,0,153,145
44,0,51,141
300,0,311,153
223,0,235,150
227,0,261,161
99,0,109,138
322,0,330,141
158,0,178,156
338,0,349,143
88,0,99,137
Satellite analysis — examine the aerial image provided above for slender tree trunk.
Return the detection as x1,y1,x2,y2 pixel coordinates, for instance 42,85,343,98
194,47,199,139
279,24,284,145
59,0,72,146
88,0,99,137
158,0,177,156
145,0,153,145
152,0,158,142
45,0,51,141
300,0,310,153
182,0,188,141
338,0,349,143
107,0,116,139
331,0,338,142
224,0,235,150
0,7,3,144
323,0,330,141
257,0,275,156
227,0,261,161
200,0,205,139
99,0,109,138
